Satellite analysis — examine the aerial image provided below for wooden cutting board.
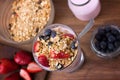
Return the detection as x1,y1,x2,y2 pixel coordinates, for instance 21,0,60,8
0,44,47,80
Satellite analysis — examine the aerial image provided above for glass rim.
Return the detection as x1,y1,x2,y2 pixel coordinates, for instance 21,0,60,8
1,0,54,45
32,23,82,71
70,0,91,6
90,24,120,58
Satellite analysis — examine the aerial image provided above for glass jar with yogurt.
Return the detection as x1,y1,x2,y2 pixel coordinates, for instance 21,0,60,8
32,24,84,72
68,0,101,21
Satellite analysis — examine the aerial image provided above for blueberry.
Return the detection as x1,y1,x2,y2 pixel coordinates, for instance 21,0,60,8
108,35,116,42
111,28,119,36
116,35,120,40
101,49,106,53
51,30,56,38
103,37,107,41
48,41,53,46
106,49,111,53
39,35,45,40
100,41,107,49
56,63,63,70
114,41,120,48
44,29,52,36
71,41,77,49
105,26,111,32
98,28,106,36
108,43,114,50
95,41,101,50
106,32,112,38
95,33,102,41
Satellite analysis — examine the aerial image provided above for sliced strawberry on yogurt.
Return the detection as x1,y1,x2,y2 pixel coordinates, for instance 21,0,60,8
63,33,74,39
34,41,41,52
58,51,70,58
50,51,58,58
38,55,49,67
50,50,70,59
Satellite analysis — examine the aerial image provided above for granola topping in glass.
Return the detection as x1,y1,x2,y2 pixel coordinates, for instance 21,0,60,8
33,26,78,70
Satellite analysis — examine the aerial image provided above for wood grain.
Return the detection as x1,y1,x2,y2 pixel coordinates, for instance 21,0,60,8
47,0,120,80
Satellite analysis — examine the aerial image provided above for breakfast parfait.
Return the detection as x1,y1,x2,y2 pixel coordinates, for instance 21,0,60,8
33,24,78,71
8,0,51,42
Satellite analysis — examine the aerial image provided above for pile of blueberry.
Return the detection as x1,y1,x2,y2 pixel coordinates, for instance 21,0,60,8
39,29,56,41
94,25,120,53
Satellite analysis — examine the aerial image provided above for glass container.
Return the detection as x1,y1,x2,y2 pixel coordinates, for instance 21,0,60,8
0,0,55,52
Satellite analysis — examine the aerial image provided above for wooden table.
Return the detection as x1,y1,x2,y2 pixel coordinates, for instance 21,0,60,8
46,0,120,80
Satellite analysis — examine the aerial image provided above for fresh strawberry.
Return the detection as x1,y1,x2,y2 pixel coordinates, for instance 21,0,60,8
50,51,70,59
14,50,32,65
4,72,20,80
50,51,58,58
38,55,49,67
34,41,41,52
27,62,43,73
63,33,74,39
0,58,20,74
20,68,31,80
57,51,70,58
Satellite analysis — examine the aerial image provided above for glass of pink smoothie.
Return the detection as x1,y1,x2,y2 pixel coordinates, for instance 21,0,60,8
68,0,101,21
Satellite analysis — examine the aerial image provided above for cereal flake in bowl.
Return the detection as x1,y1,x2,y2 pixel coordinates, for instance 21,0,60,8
8,0,54,42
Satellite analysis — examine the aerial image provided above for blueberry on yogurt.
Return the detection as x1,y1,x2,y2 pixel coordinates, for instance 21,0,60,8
44,29,52,36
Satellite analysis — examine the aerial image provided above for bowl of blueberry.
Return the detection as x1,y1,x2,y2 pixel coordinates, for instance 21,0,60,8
91,24,120,58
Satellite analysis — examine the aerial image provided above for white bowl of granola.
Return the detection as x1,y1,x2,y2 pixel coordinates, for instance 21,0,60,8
0,0,54,51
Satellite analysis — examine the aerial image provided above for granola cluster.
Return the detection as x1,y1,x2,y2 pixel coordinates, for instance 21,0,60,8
33,26,78,71
9,0,51,42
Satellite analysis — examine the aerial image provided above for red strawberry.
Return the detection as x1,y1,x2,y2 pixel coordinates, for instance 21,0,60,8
20,68,31,80
34,41,41,52
63,33,74,39
0,58,20,74
57,51,70,58
50,50,70,59
50,51,58,58
4,72,20,80
38,55,49,67
14,50,32,65
27,62,43,73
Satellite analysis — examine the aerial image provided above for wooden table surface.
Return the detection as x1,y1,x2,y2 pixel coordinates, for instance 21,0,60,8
46,0,120,80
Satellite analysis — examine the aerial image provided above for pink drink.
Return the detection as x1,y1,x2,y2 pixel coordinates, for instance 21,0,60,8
68,0,101,21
